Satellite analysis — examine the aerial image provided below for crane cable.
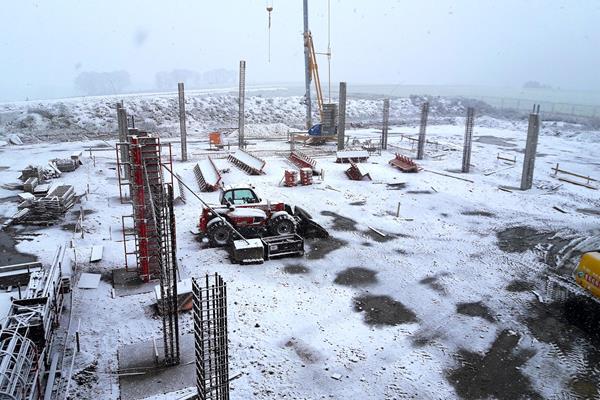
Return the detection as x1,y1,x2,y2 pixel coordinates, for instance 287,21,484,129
267,1,273,62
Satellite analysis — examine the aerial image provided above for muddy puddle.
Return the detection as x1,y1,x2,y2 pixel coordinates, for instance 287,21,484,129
475,135,517,147
320,211,358,231
305,237,347,260
353,294,418,326
334,267,377,287
506,279,534,292
283,264,310,274
447,330,541,400
456,301,496,322
523,300,600,398
0,229,37,266
496,226,553,253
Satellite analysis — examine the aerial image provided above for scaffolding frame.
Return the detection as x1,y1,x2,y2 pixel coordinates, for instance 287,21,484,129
117,134,174,282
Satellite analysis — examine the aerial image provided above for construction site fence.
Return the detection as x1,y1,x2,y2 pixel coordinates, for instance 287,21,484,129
474,95,600,119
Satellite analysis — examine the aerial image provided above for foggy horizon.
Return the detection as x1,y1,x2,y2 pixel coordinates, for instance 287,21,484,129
2,0,599,102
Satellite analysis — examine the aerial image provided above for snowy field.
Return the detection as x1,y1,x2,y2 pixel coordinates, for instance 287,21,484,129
0,114,599,399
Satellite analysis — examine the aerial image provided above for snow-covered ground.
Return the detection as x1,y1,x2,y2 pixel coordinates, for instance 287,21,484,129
0,116,599,399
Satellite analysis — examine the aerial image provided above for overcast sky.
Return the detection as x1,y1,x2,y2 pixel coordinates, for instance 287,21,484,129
1,0,599,101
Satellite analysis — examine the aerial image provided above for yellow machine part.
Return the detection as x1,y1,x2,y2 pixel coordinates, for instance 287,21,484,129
574,251,600,299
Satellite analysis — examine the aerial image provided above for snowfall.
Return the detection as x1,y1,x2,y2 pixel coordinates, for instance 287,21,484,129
0,91,599,400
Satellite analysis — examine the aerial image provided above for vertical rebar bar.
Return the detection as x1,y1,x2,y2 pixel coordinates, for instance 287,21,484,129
462,107,475,173
337,82,347,151
238,61,246,150
416,102,429,160
178,82,188,162
382,98,390,150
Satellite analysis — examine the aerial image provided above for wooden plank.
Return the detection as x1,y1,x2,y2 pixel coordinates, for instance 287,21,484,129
423,169,474,183
557,177,598,190
43,353,60,400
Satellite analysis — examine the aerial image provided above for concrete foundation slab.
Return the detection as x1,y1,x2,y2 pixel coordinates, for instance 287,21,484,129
118,334,195,400
112,268,156,297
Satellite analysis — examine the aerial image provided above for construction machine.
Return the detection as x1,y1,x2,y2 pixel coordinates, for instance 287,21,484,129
546,251,600,330
198,184,328,247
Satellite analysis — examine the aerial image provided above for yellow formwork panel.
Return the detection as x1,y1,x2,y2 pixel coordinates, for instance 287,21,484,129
575,251,600,299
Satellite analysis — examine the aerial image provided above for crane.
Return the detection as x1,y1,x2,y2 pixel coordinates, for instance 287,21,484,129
305,31,324,121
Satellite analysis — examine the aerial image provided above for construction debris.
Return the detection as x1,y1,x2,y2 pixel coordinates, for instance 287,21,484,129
345,160,372,181
228,149,266,175
389,153,419,173
336,150,369,163
194,157,222,192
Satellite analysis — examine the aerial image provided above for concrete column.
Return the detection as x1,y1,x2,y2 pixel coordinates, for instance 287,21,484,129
337,82,347,151
381,98,390,150
238,60,246,149
178,82,188,161
462,107,475,173
416,102,429,160
520,106,541,190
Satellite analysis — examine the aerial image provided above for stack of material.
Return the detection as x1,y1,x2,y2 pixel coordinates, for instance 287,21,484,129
23,177,38,193
300,168,313,185
19,165,60,181
51,158,80,172
19,166,42,181
12,185,76,225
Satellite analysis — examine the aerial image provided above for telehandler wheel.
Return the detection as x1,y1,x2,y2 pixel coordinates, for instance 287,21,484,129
208,220,233,247
268,213,297,236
